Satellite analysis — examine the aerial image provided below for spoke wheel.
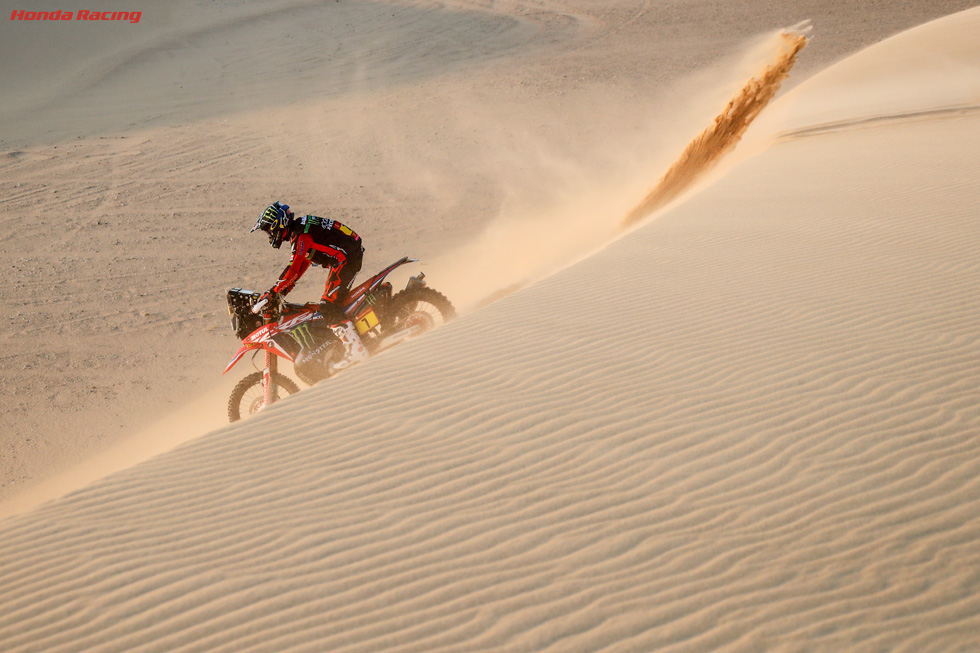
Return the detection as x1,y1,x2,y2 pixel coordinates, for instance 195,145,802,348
228,371,300,422
385,287,455,338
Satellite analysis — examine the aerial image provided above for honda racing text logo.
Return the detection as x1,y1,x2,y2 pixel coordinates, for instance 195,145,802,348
10,9,142,23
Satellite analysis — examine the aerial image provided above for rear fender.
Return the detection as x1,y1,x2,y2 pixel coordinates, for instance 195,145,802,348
343,257,418,311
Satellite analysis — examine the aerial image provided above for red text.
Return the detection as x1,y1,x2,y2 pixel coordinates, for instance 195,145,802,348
10,9,143,23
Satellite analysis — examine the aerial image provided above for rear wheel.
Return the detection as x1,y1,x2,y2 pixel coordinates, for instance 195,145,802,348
228,371,301,422
384,287,455,337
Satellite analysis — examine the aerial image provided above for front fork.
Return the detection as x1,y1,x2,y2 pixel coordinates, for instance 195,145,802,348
261,314,279,409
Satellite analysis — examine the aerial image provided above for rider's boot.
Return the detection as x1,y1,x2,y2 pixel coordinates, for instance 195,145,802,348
315,299,368,373
328,320,369,372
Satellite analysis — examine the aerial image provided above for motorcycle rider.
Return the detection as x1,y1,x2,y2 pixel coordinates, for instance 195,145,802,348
251,201,368,373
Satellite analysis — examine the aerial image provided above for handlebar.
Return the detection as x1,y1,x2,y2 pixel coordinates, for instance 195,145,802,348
251,296,310,316
251,298,269,314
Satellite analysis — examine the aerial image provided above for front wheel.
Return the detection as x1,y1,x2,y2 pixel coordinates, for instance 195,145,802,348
228,371,301,422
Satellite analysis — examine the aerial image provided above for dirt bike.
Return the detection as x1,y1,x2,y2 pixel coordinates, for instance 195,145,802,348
224,257,455,421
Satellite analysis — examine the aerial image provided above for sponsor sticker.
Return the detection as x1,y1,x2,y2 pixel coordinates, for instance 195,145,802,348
10,9,143,23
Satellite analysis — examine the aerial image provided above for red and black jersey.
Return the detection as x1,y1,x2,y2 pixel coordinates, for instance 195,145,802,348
272,215,364,303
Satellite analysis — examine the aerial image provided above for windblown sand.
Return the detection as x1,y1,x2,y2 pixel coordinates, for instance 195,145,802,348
2,1,980,650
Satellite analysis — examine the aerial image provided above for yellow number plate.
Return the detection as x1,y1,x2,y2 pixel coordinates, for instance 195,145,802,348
355,309,379,334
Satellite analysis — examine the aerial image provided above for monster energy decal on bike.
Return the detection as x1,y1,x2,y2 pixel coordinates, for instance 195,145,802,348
290,322,317,349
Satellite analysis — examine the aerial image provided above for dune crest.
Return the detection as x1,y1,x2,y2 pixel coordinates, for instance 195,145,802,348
623,26,808,227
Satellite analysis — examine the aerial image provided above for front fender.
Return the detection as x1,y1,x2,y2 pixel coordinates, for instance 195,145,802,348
223,343,261,374
223,341,292,374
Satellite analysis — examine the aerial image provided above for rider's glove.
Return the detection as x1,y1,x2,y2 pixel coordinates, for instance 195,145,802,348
255,290,283,314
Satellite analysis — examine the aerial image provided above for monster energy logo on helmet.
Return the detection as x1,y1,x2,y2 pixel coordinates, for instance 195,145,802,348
251,201,292,249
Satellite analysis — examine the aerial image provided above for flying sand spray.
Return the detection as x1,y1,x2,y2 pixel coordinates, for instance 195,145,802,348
623,26,810,227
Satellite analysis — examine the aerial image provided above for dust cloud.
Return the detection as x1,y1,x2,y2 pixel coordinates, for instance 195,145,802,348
430,26,811,310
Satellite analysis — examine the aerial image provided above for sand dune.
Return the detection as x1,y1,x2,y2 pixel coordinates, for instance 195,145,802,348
1,4,979,651
2,0,976,509
756,4,980,139
0,0,550,147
